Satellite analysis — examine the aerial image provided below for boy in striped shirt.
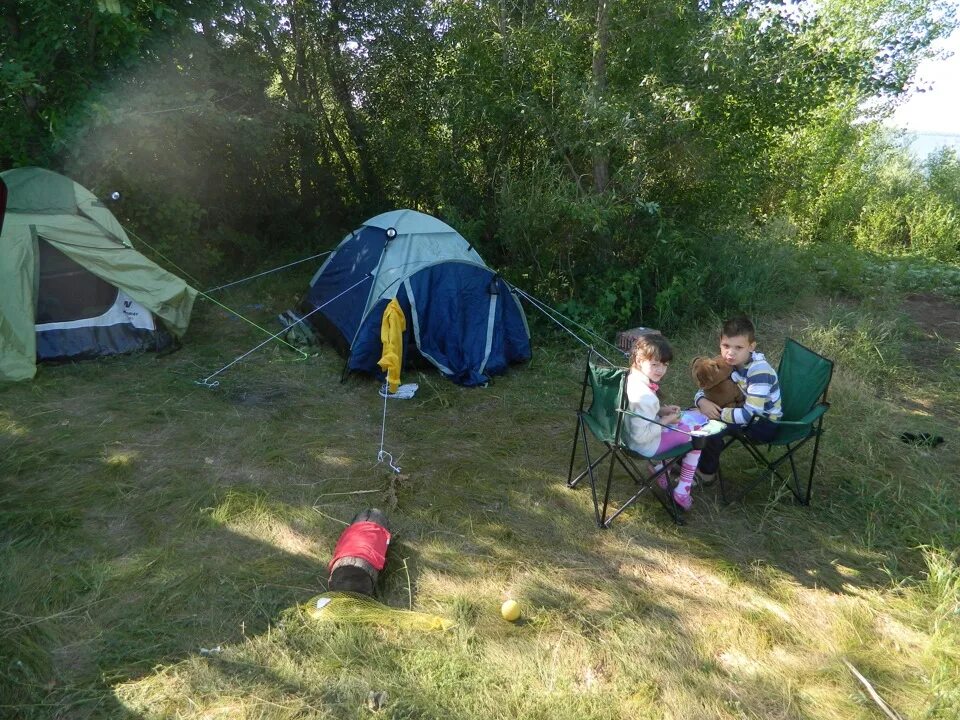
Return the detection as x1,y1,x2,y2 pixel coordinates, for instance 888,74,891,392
693,315,782,485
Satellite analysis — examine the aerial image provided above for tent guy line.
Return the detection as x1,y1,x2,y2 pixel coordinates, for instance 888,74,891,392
203,251,332,294
377,391,403,474
512,286,622,366
195,274,374,388
123,226,310,359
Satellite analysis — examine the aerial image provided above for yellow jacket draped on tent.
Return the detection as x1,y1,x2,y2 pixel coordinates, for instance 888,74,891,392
377,299,406,393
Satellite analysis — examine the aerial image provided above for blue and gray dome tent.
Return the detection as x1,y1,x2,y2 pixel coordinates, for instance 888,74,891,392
301,209,531,387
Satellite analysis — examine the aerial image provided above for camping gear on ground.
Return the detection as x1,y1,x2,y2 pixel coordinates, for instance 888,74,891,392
0,167,196,382
328,508,391,596
899,432,944,447
308,592,453,631
615,326,660,354
567,349,714,527
715,338,834,504
299,209,531,387
379,383,419,399
277,308,321,348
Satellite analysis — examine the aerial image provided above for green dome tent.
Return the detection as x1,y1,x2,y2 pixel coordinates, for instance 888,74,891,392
0,167,197,382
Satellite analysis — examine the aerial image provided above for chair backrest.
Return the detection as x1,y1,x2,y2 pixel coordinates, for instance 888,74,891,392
777,338,834,422
584,361,628,444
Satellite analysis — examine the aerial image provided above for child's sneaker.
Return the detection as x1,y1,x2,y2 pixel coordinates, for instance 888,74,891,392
655,463,681,489
672,490,693,511
649,462,669,490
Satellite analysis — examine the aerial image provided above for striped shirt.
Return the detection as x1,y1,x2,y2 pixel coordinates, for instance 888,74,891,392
695,351,782,425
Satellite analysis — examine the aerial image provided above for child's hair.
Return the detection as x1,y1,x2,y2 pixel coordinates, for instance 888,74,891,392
630,332,673,368
721,315,755,342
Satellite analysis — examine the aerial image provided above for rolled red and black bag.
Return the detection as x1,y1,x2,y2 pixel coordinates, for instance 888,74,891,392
328,508,391,596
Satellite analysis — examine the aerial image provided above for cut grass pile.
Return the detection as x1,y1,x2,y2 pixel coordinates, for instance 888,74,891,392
1,279,958,719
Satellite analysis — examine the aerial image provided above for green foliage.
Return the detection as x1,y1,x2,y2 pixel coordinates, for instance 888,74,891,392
800,241,960,302
927,147,960,206
804,308,907,383
549,218,808,337
847,150,960,262
776,118,960,265
0,0,202,166
2,0,958,320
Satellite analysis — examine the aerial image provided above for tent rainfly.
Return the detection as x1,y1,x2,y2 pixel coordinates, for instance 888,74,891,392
0,167,196,382
300,209,531,387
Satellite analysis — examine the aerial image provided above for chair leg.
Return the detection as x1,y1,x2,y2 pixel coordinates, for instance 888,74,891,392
599,446,618,528
568,420,610,488
566,417,615,527
787,450,801,503
723,435,823,506
581,425,605,527
803,422,825,505
567,415,586,487
604,453,684,527
718,453,771,505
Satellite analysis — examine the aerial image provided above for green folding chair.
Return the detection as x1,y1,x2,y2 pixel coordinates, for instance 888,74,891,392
567,350,696,527
718,338,834,505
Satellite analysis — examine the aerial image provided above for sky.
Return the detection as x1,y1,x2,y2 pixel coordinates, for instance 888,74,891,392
888,27,960,135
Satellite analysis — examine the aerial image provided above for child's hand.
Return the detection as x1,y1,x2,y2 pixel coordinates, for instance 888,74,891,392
659,404,681,417
660,412,681,426
697,398,722,420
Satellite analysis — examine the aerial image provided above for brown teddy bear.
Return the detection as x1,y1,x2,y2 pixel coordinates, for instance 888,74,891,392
691,355,745,409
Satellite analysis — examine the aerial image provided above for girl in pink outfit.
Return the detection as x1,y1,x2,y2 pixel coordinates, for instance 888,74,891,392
623,333,702,510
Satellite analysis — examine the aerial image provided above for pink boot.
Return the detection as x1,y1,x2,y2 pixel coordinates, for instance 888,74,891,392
673,472,694,511
672,489,693,511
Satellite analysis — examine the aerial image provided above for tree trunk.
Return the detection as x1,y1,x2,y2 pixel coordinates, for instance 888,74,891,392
307,72,361,196
323,0,383,205
591,0,610,193
4,10,44,162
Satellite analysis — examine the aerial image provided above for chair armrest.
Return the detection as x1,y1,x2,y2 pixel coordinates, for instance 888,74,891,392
777,403,830,427
617,408,693,436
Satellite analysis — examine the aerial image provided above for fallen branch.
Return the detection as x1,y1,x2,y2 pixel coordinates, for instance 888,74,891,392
842,659,904,720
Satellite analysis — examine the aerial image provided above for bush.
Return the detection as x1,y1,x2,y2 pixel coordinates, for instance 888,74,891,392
549,218,810,339
787,128,960,263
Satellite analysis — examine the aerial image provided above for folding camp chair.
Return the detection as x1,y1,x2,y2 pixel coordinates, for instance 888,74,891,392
567,350,699,527
718,338,834,505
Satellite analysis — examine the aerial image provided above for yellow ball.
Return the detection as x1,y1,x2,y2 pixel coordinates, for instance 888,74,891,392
501,599,521,622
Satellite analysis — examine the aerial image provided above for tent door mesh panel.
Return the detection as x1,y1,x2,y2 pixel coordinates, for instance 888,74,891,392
37,239,117,323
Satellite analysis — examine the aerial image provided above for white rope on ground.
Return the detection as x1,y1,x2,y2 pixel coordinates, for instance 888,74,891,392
196,274,373,387
376,390,402,474
512,286,620,366
204,251,332,294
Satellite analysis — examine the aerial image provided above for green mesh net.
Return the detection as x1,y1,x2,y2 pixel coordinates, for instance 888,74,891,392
304,592,454,632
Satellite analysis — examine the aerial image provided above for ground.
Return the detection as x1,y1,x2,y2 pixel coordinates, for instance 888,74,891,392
1,284,958,719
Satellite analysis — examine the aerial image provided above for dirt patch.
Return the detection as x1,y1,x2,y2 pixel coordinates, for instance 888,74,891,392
225,385,288,406
902,293,960,343
900,293,960,371
895,293,960,423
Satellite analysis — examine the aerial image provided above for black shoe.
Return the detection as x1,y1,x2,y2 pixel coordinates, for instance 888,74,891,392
695,471,716,487
900,432,944,447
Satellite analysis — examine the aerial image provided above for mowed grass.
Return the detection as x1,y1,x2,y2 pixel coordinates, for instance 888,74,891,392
1,278,958,719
